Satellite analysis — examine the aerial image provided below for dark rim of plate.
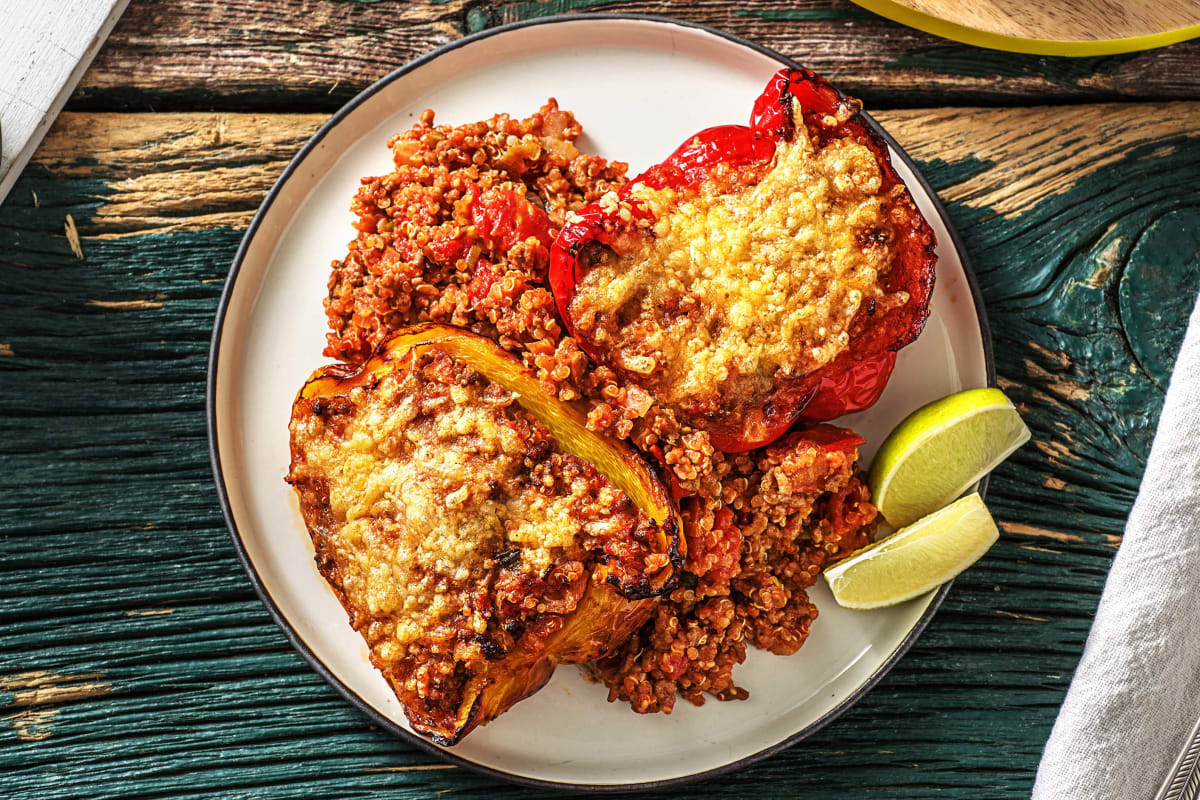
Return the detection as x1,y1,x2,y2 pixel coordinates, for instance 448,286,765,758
206,12,996,794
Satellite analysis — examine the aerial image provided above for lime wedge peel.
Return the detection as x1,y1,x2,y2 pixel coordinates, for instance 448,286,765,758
868,387,1030,529
824,493,999,610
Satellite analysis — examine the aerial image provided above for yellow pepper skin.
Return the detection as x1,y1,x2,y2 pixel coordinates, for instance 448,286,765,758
293,323,683,744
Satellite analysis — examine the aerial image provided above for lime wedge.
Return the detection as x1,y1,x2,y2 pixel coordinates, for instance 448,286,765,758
824,493,998,609
868,387,1029,529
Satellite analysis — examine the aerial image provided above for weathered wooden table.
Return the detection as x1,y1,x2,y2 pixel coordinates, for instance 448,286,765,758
3,2,1199,797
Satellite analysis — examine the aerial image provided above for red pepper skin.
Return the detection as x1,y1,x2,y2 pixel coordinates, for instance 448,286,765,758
469,187,553,253
464,186,553,309
550,67,937,453
637,125,775,192
787,423,867,454
794,351,897,424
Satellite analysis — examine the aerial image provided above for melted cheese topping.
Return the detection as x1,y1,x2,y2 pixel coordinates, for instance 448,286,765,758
570,116,907,406
290,362,627,654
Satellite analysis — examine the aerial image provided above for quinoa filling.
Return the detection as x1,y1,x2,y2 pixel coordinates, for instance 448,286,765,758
311,101,883,719
324,101,629,366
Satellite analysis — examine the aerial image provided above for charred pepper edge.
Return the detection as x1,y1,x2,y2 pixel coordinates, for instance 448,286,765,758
297,322,685,601
428,582,660,745
418,685,483,747
388,586,660,746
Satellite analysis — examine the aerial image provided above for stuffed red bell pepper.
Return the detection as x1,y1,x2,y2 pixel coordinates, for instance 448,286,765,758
550,67,937,452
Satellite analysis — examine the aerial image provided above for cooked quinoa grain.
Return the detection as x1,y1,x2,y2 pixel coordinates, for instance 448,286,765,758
325,101,628,366
594,431,875,712
315,101,881,717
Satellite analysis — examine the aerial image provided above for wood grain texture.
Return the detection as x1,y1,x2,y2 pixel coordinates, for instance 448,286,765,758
35,103,1200,237
71,0,1200,112
892,0,1200,41
1,97,1197,798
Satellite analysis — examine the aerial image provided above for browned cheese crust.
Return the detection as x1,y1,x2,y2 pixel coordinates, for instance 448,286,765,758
286,349,661,740
568,109,910,415
313,103,882,719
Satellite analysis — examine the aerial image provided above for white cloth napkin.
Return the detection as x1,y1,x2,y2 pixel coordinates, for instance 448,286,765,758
1032,294,1200,799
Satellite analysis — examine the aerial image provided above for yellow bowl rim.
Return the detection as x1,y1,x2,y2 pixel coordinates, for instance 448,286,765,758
851,0,1200,56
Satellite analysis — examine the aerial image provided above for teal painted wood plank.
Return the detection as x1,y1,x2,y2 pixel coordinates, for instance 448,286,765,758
0,101,1197,799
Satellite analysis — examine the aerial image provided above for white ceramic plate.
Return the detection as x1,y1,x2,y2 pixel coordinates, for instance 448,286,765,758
208,15,993,791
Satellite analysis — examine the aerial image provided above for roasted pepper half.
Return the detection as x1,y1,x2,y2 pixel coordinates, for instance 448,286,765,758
287,324,683,744
550,67,937,452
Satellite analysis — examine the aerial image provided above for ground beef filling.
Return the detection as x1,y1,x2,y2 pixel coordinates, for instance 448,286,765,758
568,111,908,411
286,349,656,720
